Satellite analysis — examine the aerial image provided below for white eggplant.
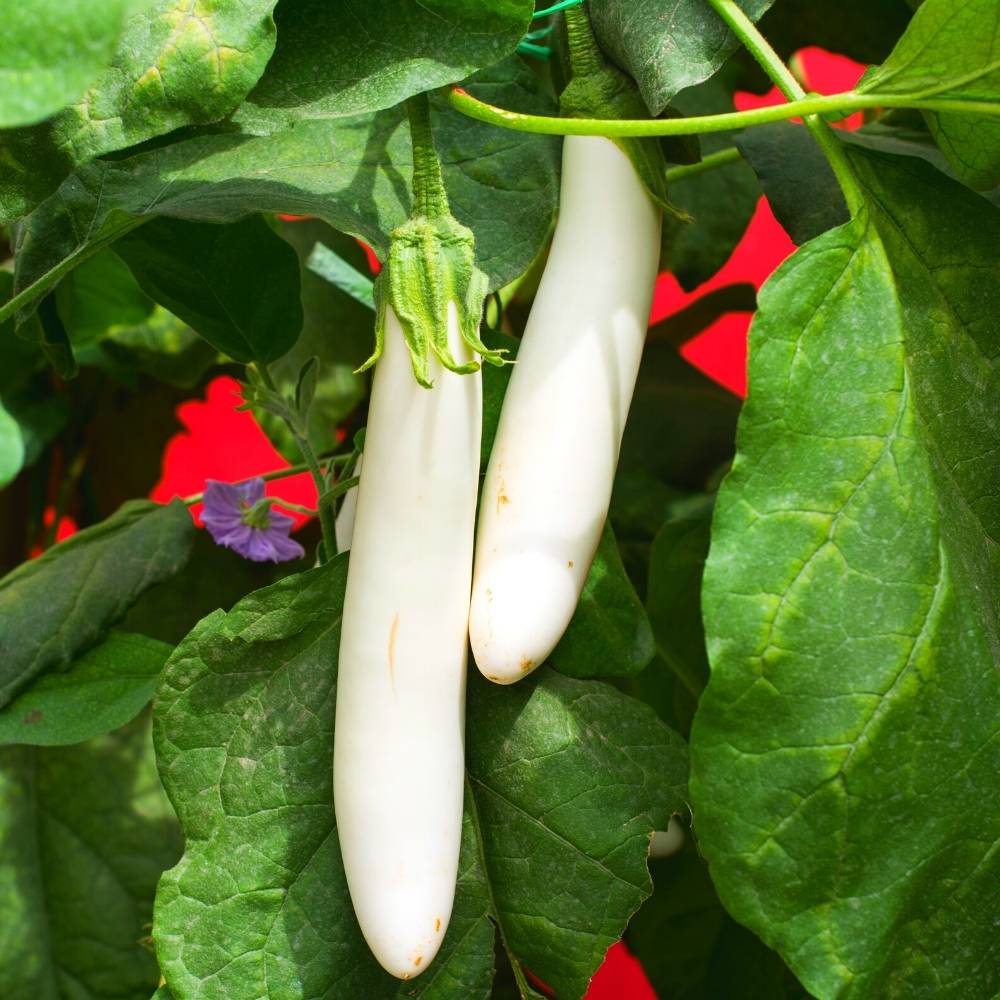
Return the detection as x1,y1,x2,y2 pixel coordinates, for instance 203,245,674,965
334,302,480,979
334,454,360,553
470,135,661,684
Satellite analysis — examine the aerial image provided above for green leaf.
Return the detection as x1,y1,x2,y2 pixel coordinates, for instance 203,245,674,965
238,0,533,126
306,243,376,310
663,76,761,290
857,0,1000,188
589,0,776,115
259,222,375,460
628,843,809,999
0,630,172,747
6,58,560,326
99,306,220,389
153,559,688,999
0,0,279,222
0,396,25,488
114,214,303,364
646,500,713,703
121,527,300,645
739,0,912,94
548,521,655,679
0,499,194,709
736,122,849,245
690,152,1000,998
0,713,182,999
55,248,155,347
0,0,135,127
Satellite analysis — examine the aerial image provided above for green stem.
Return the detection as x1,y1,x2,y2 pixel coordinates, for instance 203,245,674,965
0,216,147,326
405,93,450,218
445,85,996,138
181,454,349,505
253,363,339,560
705,0,864,214
563,6,603,78
532,0,583,19
666,146,743,184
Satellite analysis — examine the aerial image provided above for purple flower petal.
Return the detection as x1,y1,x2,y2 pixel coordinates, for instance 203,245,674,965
200,476,305,563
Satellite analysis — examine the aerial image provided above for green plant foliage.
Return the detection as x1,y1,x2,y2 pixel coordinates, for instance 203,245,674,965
0,631,172,747
6,58,559,330
662,75,761,289
548,521,656,679
857,0,1000,188
588,0,776,114
239,0,534,125
153,558,688,1000
0,398,24,489
736,123,850,244
0,713,182,999
0,499,194,708
691,151,1000,999
0,0,137,127
115,215,303,365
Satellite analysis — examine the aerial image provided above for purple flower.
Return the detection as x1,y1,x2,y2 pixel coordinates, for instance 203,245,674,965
200,478,305,563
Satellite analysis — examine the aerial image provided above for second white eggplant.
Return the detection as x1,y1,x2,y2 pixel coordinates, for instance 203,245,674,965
470,135,662,684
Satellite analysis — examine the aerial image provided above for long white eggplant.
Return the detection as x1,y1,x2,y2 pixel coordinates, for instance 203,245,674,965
470,135,661,684
334,302,480,979
334,454,360,553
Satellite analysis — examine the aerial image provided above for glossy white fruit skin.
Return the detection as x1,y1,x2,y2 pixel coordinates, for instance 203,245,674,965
470,135,661,684
334,454,360,553
649,818,685,859
334,303,480,979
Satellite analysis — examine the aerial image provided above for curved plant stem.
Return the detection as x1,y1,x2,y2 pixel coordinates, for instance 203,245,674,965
705,0,865,214
445,86,996,139
181,454,351,506
666,146,743,184
252,363,339,560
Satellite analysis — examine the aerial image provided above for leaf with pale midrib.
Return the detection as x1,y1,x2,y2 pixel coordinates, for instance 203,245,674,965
690,149,1000,999
0,713,182,1000
8,58,560,328
152,558,688,1000
0,499,194,710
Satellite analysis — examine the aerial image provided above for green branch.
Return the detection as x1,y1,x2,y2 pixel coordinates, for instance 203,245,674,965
666,146,743,184
705,0,864,214
445,86,997,138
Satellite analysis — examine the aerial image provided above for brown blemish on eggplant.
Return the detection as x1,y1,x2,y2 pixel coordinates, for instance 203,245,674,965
435,917,442,932
388,612,400,690
414,956,423,967
519,656,534,673
567,560,574,568
496,480,510,513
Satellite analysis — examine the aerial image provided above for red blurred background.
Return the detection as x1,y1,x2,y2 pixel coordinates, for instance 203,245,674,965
56,49,865,999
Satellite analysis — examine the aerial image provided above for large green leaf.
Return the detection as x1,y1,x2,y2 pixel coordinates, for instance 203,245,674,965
0,631,172,747
238,0,533,127
0,0,135,127
0,714,182,999
0,0,279,222
588,0,776,115
690,152,1000,998
153,559,687,999
5,58,560,327
857,0,1000,188
628,843,809,999
0,499,194,709
548,521,655,679
115,215,303,364
736,123,849,245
